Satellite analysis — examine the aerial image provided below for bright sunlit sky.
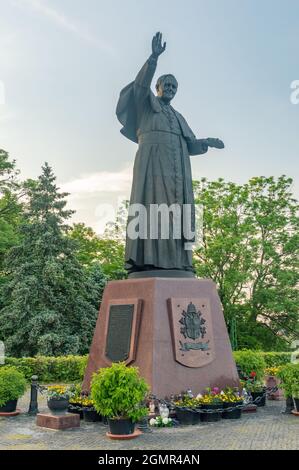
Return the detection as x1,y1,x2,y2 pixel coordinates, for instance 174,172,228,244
0,0,298,232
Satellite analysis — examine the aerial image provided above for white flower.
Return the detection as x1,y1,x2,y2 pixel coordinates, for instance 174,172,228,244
196,393,202,399
162,417,171,425
149,418,157,426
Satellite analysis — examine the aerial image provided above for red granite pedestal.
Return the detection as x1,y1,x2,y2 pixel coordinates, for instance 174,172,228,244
83,278,239,398
36,412,80,430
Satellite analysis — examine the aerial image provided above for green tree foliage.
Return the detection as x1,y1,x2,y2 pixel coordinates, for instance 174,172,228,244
69,221,127,280
194,176,299,351
0,163,104,357
0,150,24,298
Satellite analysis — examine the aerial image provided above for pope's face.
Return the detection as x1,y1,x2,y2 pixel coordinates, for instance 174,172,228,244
157,78,178,103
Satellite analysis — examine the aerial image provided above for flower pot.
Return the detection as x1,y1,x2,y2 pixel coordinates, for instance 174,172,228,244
83,408,102,422
68,403,84,419
282,396,294,414
175,407,200,425
47,398,69,414
251,391,266,407
0,399,18,413
200,403,223,422
222,401,243,419
293,398,299,412
108,418,135,435
265,376,283,400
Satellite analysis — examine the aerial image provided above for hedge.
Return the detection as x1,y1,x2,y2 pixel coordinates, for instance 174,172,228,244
233,351,292,370
0,351,292,383
0,355,88,383
258,352,292,367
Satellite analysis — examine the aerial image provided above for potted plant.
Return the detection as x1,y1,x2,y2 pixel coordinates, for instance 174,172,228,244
173,396,201,425
277,364,299,413
68,395,84,418
0,366,27,413
47,385,74,414
149,416,174,427
292,384,299,412
91,362,149,436
82,397,102,422
68,384,84,418
197,387,223,422
241,371,266,406
220,387,243,419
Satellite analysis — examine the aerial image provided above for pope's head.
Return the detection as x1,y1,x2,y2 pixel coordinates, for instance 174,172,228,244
156,74,178,104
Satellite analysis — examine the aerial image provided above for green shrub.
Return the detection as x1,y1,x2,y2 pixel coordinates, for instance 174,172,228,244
259,352,292,367
1,355,88,383
0,366,27,406
91,362,149,422
277,364,299,398
233,350,266,380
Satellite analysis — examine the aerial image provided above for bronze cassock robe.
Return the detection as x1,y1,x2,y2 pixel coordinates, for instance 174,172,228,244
116,56,207,272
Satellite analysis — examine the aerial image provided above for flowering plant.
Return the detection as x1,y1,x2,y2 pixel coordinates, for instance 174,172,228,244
173,396,201,409
46,385,74,400
265,367,281,377
197,387,223,405
69,396,82,405
219,387,242,403
81,397,95,408
239,369,265,394
149,416,173,427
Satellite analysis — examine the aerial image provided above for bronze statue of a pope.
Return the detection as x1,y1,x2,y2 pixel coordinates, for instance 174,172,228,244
116,32,224,276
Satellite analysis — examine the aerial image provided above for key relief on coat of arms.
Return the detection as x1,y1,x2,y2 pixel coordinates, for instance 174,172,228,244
168,298,215,368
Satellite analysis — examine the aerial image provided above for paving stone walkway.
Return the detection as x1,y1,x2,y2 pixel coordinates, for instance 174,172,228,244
0,391,298,450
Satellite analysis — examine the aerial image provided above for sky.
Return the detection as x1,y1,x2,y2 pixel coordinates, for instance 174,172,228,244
0,0,298,232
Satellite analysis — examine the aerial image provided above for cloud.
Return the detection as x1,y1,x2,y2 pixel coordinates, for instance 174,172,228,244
12,0,115,54
61,166,133,200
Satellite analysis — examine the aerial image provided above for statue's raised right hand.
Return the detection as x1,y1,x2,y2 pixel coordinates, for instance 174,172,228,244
152,32,166,59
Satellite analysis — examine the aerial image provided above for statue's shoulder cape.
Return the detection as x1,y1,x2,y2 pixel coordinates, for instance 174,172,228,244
116,83,195,143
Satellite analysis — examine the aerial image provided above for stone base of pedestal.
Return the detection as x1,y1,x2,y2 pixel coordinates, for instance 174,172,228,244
83,278,240,398
36,412,80,430
0,409,21,417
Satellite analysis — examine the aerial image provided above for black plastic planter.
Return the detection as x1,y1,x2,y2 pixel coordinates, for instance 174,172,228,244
222,401,243,419
83,408,102,422
175,408,200,425
200,403,223,422
0,399,17,413
68,403,84,419
47,398,69,414
251,391,266,407
108,418,135,435
293,398,299,412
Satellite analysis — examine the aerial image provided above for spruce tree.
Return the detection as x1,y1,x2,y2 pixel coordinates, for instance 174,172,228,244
0,163,104,356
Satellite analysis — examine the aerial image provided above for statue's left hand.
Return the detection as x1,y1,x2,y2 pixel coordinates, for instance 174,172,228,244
206,138,225,149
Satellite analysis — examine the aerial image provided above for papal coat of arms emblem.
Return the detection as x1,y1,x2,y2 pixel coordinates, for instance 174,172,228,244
168,298,215,368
